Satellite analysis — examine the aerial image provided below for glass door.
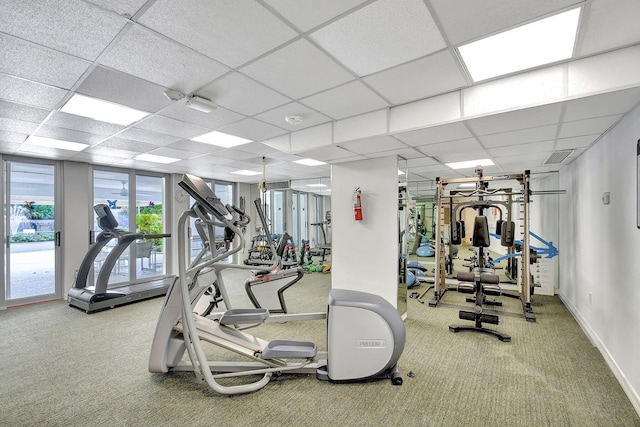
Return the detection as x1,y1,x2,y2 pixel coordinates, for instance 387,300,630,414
93,169,130,286
135,174,166,279
271,190,285,235
291,191,308,247
3,159,58,306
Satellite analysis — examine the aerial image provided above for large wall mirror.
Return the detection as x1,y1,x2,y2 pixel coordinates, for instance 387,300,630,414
398,158,408,318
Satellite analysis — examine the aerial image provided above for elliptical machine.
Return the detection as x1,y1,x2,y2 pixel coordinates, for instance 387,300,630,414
148,173,405,395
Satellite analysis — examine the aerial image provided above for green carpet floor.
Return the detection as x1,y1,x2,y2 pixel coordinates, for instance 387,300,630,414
1,270,638,427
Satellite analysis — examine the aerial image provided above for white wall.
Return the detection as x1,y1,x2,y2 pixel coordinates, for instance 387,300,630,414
61,161,90,296
559,104,640,414
331,156,398,306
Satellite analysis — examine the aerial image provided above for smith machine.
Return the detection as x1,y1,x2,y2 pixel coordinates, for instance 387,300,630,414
418,168,537,340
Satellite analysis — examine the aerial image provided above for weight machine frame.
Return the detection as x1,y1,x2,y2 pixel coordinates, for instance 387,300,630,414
418,169,536,322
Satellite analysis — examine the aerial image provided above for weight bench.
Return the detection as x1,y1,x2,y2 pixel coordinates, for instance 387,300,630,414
449,216,511,342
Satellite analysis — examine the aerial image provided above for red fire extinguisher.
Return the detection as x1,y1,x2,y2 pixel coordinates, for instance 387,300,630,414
353,187,363,221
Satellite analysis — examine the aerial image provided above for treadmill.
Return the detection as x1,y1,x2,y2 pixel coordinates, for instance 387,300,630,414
68,204,176,313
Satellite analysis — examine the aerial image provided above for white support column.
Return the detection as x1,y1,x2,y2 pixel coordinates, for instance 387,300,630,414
331,156,398,307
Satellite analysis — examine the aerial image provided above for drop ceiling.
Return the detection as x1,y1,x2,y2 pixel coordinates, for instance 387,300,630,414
1,0,640,196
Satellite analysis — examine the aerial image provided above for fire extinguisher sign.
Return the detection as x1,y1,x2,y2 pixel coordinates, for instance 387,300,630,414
353,187,363,221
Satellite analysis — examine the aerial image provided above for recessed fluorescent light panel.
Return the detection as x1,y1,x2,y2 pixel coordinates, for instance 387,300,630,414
306,183,327,187
445,159,494,170
191,131,252,148
458,8,581,82
293,158,327,166
60,94,150,126
231,170,262,176
134,153,179,164
458,183,477,188
25,136,89,151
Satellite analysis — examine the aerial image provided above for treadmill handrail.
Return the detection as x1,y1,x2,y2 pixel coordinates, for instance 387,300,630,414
72,230,119,289
94,231,171,294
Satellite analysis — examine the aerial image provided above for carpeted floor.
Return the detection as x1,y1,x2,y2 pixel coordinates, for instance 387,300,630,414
1,268,638,427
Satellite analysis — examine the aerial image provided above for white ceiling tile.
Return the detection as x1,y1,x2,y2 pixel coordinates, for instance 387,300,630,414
0,101,50,123
241,39,354,99
330,154,369,164
198,72,291,116
407,164,454,176
215,149,264,162
85,0,149,17
577,0,640,56
300,146,353,162
165,140,223,154
265,0,366,32
0,34,91,89
290,123,333,153
417,137,485,157
94,137,157,152
363,51,468,105
0,75,67,110
559,115,622,138
555,135,599,150
310,0,445,76
149,147,201,160
301,81,389,120
479,124,557,148
267,151,301,162
34,125,105,145
17,144,79,159
262,135,291,153
234,141,282,156
46,112,126,137
405,164,438,175
0,118,36,136
0,0,127,60
254,102,331,131
99,25,230,94
116,127,182,146
463,66,565,117
160,104,246,130
77,66,171,114
487,140,554,157
175,154,235,167
339,136,406,155
466,103,563,136
1,0,638,184
334,110,387,143
84,145,143,159
430,0,580,45
134,115,210,139
368,147,424,159
69,150,131,166
0,131,27,146
493,152,549,166
395,122,472,146
139,0,298,68
406,157,440,168
563,87,640,122
391,92,462,134
217,118,288,142
568,46,640,98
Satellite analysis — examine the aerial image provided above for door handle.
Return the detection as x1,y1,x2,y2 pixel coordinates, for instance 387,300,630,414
55,231,61,247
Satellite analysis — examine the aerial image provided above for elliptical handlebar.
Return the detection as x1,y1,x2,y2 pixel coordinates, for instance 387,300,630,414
226,204,251,227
